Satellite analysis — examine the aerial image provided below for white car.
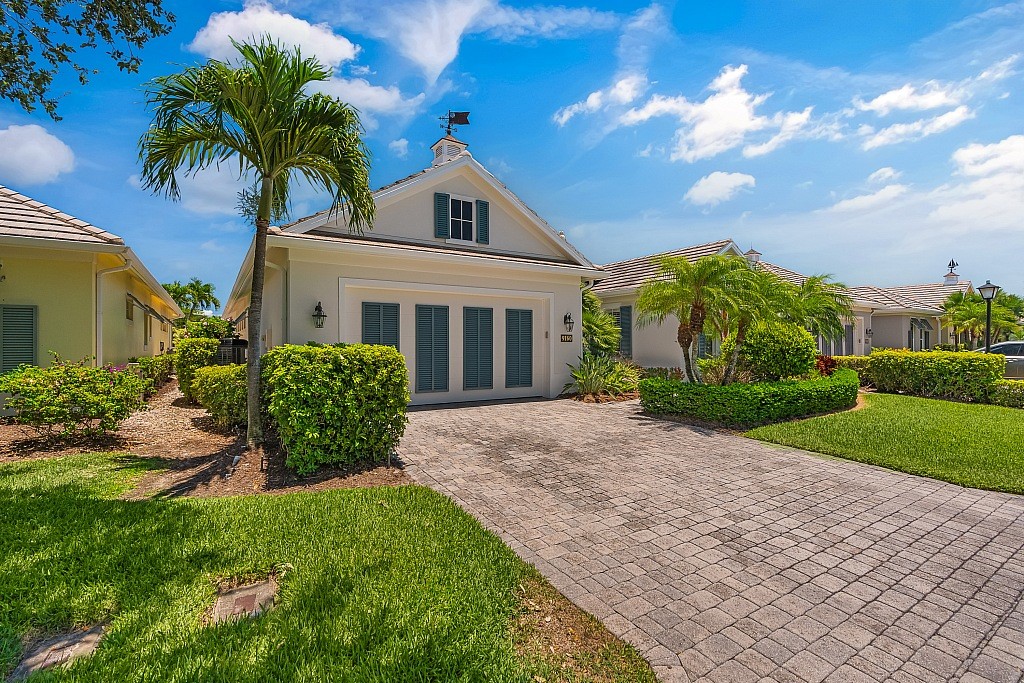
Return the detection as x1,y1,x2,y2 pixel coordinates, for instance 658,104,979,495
985,342,1024,378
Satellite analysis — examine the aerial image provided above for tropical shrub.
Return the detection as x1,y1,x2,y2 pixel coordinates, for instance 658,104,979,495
193,364,247,427
262,344,409,474
183,316,234,340
175,337,220,402
642,366,685,381
135,352,175,388
990,380,1024,408
0,357,150,437
815,355,838,377
581,287,620,356
740,322,817,381
564,354,639,397
834,356,872,386
869,350,1004,402
638,369,859,426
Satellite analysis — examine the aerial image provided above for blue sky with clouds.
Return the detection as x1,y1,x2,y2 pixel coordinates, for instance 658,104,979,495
1,0,1022,306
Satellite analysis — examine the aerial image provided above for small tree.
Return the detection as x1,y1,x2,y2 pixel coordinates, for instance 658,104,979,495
581,286,620,356
162,277,220,323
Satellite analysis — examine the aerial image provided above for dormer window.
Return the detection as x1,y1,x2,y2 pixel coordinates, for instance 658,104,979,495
450,197,473,241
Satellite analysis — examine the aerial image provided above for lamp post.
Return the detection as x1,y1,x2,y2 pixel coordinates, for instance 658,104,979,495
978,280,1000,353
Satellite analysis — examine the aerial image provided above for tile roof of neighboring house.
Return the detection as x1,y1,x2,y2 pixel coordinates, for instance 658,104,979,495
0,185,124,245
848,281,970,312
269,226,586,268
593,239,737,292
757,260,807,286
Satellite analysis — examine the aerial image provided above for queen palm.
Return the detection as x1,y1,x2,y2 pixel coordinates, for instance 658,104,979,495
163,277,221,323
721,268,801,384
139,39,375,448
635,254,747,383
785,274,854,342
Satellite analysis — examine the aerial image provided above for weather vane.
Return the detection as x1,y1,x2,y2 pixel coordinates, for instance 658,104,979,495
948,259,958,271
440,110,470,135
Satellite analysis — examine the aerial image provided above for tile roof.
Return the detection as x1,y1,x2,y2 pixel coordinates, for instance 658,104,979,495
757,260,807,286
0,185,124,245
593,239,737,292
847,281,970,312
270,226,586,268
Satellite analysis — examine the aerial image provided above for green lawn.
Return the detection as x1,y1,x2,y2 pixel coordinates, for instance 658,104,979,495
0,453,653,682
748,393,1024,494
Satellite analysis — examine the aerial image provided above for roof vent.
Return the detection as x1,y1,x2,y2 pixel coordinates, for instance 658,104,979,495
744,248,761,264
430,135,468,167
944,259,959,285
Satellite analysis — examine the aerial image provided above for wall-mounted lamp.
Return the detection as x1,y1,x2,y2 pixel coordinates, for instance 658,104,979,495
563,312,574,333
865,328,873,337
312,301,327,329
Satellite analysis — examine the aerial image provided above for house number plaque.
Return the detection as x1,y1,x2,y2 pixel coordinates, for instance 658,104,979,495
560,334,573,342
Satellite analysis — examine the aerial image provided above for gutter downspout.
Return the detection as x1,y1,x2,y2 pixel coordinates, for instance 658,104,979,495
265,261,288,347
96,250,132,366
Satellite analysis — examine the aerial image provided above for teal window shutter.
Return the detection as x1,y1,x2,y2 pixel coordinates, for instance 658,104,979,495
505,309,533,388
362,303,399,349
618,305,632,358
415,305,448,392
475,200,489,244
0,305,38,373
464,307,493,390
434,192,450,238
696,333,708,359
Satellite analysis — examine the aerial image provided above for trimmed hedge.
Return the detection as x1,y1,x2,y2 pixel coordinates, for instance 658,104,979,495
135,353,175,389
834,356,872,386
262,344,410,474
991,380,1024,409
0,357,150,437
869,350,1003,402
175,337,219,402
193,364,247,428
638,369,859,426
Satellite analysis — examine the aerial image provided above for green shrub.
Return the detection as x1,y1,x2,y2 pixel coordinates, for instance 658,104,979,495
638,369,859,426
262,344,410,474
582,288,620,357
563,354,639,396
869,350,1003,402
834,355,872,386
990,380,1024,408
175,338,220,402
193,364,247,427
0,356,150,437
642,366,684,380
740,322,817,381
184,317,234,339
135,353,175,389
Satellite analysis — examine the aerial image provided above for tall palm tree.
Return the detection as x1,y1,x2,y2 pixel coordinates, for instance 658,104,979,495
722,268,801,384
139,39,375,448
784,274,854,342
163,277,221,323
635,254,747,383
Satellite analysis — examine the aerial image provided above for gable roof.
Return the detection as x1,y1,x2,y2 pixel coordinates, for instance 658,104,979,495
849,281,971,312
0,185,124,245
278,152,597,270
593,239,739,293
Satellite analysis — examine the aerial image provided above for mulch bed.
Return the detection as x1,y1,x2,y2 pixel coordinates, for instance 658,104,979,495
2,379,410,498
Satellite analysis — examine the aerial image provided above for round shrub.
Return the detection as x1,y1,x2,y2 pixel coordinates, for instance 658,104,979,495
740,322,817,381
174,338,220,402
193,364,247,427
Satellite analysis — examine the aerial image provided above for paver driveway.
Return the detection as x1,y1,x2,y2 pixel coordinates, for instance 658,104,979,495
401,399,1024,683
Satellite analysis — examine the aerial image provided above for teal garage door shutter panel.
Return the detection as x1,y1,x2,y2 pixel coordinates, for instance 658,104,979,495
505,308,533,388
362,302,400,349
618,305,632,358
464,307,493,390
0,305,38,373
416,305,449,392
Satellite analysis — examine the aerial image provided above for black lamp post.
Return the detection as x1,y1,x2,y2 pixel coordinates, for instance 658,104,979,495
978,280,1000,352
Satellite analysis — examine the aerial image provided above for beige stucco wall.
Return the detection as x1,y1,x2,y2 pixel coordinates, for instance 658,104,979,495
0,246,94,366
598,292,688,368
98,255,176,366
314,164,566,261
868,313,942,351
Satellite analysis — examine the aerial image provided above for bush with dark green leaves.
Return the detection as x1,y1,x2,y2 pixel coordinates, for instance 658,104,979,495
179,317,234,340
563,354,639,396
262,344,410,474
834,356,872,386
174,338,220,402
740,322,818,381
639,369,859,426
134,353,175,389
989,380,1024,409
869,350,1004,402
192,364,247,428
0,357,150,438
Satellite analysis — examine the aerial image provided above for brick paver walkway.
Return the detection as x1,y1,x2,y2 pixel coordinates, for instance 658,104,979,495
401,399,1024,683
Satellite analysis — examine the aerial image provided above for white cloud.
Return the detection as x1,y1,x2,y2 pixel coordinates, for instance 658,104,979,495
554,74,648,125
861,105,975,150
868,167,902,184
190,1,359,68
0,125,75,185
825,184,909,212
742,107,814,158
130,168,247,216
388,138,410,158
317,78,425,115
684,171,756,207
929,134,1024,227
476,4,618,40
952,134,1024,177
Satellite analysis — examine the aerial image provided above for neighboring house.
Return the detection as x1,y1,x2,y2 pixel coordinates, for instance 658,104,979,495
223,136,602,405
0,185,181,372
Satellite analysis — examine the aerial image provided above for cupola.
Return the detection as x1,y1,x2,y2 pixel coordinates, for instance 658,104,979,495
431,135,469,166
944,259,959,285
744,248,762,265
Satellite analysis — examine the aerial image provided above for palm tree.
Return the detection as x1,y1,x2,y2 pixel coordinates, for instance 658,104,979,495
722,268,801,384
163,277,221,323
784,274,854,343
581,286,620,356
139,39,375,448
635,254,747,383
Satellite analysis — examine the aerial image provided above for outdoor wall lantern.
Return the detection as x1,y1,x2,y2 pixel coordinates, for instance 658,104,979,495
312,301,327,329
563,312,574,333
865,328,873,337
978,280,1001,353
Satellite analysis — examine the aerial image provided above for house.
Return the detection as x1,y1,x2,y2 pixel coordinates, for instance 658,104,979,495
223,136,602,404
0,185,181,372
591,239,967,368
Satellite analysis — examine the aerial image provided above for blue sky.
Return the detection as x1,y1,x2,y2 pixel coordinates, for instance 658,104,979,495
1,0,1022,307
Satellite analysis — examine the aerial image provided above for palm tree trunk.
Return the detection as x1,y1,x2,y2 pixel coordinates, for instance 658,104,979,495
689,307,705,384
246,175,273,448
677,321,696,383
722,320,747,385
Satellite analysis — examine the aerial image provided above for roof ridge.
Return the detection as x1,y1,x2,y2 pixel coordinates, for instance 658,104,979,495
600,238,735,267
0,184,124,245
